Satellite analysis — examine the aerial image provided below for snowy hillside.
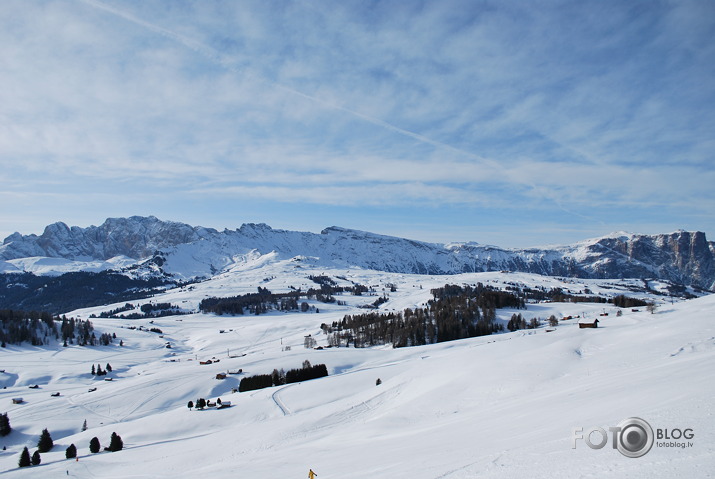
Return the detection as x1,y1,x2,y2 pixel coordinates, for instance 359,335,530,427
0,267,713,478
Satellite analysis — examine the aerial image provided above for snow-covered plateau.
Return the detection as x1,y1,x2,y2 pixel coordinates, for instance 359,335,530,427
0,264,713,478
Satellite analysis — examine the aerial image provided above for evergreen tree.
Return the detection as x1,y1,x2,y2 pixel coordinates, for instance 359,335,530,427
81,419,87,432
89,436,100,453
91,364,95,375
271,368,285,386
0,412,11,436
187,400,193,410
106,363,112,372
108,432,123,452
18,447,31,467
31,450,41,466
196,398,206,410
65,443,77,459
37,428,53,452
508,313,524,332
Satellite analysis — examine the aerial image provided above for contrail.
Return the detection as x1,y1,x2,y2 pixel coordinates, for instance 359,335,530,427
79,0,226,67
77,0,504,170
77,0,597,222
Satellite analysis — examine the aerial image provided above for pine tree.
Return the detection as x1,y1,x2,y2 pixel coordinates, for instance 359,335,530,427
18,447,31,467
187,400,193,410
108,432,123,452
91,364,95,375
0,412,11,436
66,443,77,459
31,450,41,466
106,363,112,372
37,428,53,452
81,419,87,432
89,436,100,453
196,398,206,410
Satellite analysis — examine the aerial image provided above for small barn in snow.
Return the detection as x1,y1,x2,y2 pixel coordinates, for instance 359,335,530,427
578,319,600,329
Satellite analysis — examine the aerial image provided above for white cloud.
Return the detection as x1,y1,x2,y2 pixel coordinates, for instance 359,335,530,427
0,0,712,245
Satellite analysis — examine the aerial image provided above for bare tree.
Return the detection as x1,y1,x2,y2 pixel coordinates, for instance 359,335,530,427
303,335,317,349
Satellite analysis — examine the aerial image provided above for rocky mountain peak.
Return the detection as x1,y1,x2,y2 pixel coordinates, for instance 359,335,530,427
1,217,713,291
1,216,214,261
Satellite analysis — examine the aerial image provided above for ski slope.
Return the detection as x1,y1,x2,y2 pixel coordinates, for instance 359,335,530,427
0,267,713,478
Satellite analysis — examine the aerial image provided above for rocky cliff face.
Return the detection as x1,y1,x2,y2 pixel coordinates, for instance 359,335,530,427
571,231,715,289
2,217,714,290
1,216,217,261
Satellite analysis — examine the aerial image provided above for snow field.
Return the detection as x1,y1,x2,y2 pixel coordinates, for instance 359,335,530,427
0,268,712,478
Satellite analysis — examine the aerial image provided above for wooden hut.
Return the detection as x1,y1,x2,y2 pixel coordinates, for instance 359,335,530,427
578,319,600,329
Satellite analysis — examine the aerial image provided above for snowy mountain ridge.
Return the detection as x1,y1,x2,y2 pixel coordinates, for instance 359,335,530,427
1,216,714,290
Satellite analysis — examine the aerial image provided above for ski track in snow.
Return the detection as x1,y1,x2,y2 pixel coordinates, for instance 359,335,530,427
272,384,295,416
669,336,715,357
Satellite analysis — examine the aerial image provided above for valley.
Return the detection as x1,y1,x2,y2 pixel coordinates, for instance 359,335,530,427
0,262,713,477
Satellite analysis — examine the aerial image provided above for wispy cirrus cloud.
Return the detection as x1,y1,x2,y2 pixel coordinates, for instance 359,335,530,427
0,0,712,246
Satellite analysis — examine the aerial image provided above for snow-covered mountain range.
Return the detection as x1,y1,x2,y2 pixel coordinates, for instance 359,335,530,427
2,216,714,290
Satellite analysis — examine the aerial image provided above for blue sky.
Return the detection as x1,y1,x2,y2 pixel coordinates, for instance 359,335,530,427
1,0,713,248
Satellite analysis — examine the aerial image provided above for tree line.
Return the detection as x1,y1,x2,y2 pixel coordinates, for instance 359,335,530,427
0,309,103,347
323,283,519,348
503,284,648,307
199,276,389,316
199,288,302,315
611,294,649,308
506,313,544,331
238,360,329,392
92,302,188,320
0,271,173,314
